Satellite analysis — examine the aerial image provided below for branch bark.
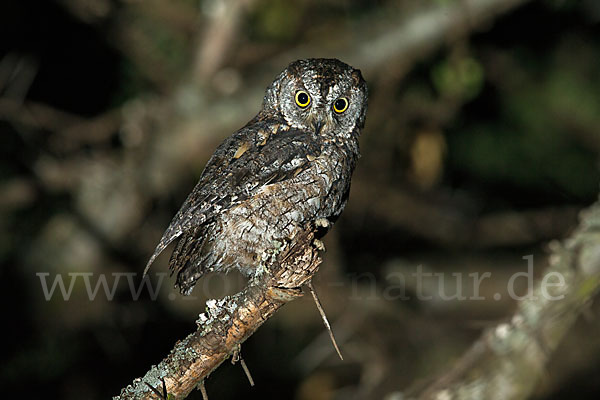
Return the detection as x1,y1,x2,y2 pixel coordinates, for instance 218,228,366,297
410,201,600,400
115,227,322,399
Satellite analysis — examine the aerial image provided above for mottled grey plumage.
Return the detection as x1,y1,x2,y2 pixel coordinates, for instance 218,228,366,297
145,58,368,295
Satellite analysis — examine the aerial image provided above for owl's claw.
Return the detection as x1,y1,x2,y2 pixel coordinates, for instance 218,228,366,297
313,238,326,251
315,218,330,228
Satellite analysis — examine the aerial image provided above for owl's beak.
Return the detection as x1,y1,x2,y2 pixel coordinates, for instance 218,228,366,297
313,119,324,135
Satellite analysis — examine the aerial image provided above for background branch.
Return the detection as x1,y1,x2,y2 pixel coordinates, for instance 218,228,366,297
411,200,600,400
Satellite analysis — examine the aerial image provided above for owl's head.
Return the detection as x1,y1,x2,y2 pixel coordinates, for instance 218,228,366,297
263,58,368,137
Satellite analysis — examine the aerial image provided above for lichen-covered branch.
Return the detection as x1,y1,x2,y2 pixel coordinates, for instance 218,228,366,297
412,201,600,400
114,228,322,400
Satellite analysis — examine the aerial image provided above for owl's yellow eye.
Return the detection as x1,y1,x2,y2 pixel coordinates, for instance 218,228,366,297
295,90,311,108
333,97,349,113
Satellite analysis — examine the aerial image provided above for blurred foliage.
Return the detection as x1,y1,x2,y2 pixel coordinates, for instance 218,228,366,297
431,56,484,100
250,0,307,42
448,34,600,204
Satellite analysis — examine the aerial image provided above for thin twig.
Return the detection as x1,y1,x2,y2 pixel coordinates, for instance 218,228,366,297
307,281,344,361
240,358,255,387
199,380,208,400
232,346,255,387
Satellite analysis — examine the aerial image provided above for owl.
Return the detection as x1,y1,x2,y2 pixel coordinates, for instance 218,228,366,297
145,58,368,295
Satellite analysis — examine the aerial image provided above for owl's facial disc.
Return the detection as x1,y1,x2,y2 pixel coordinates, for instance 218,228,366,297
280,79,354,135
266,58,367,136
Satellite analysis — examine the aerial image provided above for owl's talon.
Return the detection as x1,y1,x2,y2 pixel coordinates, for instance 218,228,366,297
313,239,326,251
315,218,330,228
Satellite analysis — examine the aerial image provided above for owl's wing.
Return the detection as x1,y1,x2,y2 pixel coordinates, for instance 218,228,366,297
143,122,321,277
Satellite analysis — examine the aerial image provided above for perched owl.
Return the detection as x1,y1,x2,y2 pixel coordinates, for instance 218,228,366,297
145,58,368,295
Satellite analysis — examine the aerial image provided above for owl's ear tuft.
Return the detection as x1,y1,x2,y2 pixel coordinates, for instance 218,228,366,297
351,69,364,87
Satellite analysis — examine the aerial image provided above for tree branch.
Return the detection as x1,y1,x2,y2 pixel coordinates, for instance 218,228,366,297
411,200,600,400
115,227,322,399
348,181,579,248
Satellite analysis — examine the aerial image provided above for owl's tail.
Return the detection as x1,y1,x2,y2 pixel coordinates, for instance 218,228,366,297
142,228,182,277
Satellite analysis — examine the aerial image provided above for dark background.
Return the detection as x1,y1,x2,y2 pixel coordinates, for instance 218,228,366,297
1,0,599,399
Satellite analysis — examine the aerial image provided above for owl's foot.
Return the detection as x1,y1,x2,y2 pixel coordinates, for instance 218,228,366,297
313,238,326,252
315,218,330,228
